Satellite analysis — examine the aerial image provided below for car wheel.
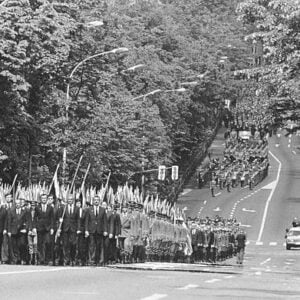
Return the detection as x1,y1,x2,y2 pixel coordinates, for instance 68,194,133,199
286,244,291,250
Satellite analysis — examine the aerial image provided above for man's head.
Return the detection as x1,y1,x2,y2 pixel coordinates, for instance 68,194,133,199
93,196,100,206
107,205,112,212
47,195,54,205
41,194,47,204
75,199,81,208
5,194,12,203
101,201,107,209
67,195,74,205
20,199,26,207
15,199,21,209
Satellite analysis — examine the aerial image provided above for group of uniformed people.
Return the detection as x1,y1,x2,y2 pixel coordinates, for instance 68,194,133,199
188,216,246,264
0,190,197,266
203,103,272,196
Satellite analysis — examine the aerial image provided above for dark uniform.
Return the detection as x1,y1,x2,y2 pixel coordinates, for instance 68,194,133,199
7,204,28,264
76,205,88,266
85,204,108,266
36,202,54,265
0,205,7,262
59,204,79,266
107,209,121,263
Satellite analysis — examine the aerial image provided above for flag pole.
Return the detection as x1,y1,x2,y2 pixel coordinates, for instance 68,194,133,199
9,174,18,203
101,171,111,203
48,164,60,196
80,163,91,208
55,156,83,243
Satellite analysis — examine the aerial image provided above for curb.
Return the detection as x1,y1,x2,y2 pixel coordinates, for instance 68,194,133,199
107,263,241,275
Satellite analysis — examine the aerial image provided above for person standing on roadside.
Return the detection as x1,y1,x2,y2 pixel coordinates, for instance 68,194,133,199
235,229,246,265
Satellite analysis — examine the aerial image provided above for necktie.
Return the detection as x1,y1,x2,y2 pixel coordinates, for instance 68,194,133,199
69,206,71,215
96,207,98,217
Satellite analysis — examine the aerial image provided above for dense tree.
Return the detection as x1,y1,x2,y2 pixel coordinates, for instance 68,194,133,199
237,0,300,119
0,0,254,198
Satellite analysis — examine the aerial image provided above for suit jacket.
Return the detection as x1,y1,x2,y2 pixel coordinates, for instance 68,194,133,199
4,203,14,231
58,205,79,233
36,204,54,232
7,208,27,235
108,212,121,237
0,206,7,232
77,207,87,233
85,206,108,235
26,208,38,231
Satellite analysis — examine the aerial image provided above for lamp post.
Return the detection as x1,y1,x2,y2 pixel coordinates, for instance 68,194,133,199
131,87,186,101
62,47,129,184
121,64,145,75
132,87,187,198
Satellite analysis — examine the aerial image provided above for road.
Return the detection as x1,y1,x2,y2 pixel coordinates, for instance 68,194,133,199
1,130,300,300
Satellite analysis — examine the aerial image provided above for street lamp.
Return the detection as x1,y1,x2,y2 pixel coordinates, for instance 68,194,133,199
132,87,187,198
180,81,198,87
131,87,186,101
121,64,145,74
86,20,104,28
66,47,129,117
62,47,129,184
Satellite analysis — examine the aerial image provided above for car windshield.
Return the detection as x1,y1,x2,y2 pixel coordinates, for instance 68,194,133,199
287,230,300,236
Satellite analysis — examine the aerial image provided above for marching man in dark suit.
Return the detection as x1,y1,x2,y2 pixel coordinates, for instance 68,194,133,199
107,205,121,264
36,193,54,265
26,200,38,265
0,201,7,263
76,198,88,266
85,195,108,266
2,193,14,264
58,195,79,266
7,198,28,264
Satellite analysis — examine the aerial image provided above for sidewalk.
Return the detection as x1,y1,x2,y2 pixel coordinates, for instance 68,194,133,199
108,259,240,274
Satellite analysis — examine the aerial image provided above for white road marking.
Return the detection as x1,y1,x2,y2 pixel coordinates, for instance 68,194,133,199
285,262,294,265
63,292,99,295
181,189,192,195
260,258,271,265
269,242,277,246
255,271,262,276
213,207,221,211
261,181,276,189
289,139,291,143
288,144,291,148
0,267,80,276
204,201,207,205
292,150,296,155
275,144,279,147
240,224,251,228
242,208,256,213
141,294,167,300
215,192,221,197
177,284,199,290
224,275,234,279
256,242,263,246
205,279,221,283
286,259,295,262
246,241,250,245
257,150,281,243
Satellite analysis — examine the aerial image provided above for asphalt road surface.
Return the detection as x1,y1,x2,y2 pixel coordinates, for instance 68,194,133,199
1,129,300,300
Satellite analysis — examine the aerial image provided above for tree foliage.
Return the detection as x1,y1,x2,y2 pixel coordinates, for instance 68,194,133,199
0,0,253,197
237,0,300,116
